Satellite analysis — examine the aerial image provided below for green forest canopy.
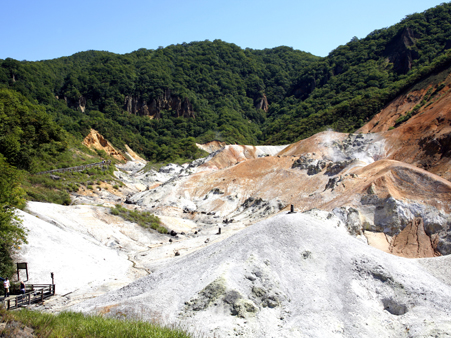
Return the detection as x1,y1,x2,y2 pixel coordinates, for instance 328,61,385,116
1,2,451,165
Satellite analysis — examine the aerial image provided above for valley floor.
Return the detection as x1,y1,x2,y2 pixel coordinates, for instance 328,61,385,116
15,136,451,337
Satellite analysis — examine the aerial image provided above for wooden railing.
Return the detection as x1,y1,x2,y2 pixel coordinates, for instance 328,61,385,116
34,160,111,175
1,284,55,310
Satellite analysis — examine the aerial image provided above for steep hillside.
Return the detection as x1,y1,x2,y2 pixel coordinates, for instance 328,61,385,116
0,43,319,162
264,3,451,143
358,63,451,180
2,3,451,163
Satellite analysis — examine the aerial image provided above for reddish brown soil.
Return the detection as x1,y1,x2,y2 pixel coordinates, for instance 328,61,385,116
201,145,268,170
358,66,451,180
390,217,441,258
196,141,226,153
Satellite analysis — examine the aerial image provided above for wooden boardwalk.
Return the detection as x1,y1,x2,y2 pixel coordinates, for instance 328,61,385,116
34,160,111,175
1,284,55,310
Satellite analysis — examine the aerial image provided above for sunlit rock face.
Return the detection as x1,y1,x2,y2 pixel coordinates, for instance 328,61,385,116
124,89,195,119
82,129,126,161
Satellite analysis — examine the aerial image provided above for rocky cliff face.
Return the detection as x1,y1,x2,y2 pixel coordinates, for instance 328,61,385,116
82,129,127,161
390,217,441,258
383,26,419,74
124,89,195,119
63,95,87,113
254,94,269,112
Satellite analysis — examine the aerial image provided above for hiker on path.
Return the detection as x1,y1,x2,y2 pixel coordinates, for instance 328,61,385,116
3,277,10,298
20,280,26,294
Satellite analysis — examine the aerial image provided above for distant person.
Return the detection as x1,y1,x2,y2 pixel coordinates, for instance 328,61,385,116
20,280,26,294
3,277,10,298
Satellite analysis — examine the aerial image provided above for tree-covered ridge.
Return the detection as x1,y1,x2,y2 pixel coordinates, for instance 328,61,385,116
263,3,451,142
0,40,319,160
1,3,451,161
0,154,27,277
0,88,68,171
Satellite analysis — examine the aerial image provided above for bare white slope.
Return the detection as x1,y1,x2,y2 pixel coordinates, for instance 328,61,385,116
24,202,166,258
72,211,451,338
16,210,133,296
16,201,238,310
16,202,173,309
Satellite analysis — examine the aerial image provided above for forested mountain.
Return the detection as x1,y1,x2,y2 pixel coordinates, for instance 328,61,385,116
263,4,451,143
0,42,319,163
1,2,451,165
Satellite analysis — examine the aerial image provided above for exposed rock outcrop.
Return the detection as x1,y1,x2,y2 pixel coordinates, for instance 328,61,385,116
64,95,87,112
292,156,328,175
124,89,194,119
255,94,269,112
292,155,354,177
390,217,441,258
293,76,316,100
0,320,36,338
357,63,451,180
384,26,419,74
124,144,146,163
82,129,126,161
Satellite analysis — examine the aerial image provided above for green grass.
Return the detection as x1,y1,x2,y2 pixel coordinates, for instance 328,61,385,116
2,308,192,338
22,161,124,205
111,204,168,234
19,137,128,205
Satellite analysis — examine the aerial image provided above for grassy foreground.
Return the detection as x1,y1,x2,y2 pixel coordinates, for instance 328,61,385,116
1,308,192,338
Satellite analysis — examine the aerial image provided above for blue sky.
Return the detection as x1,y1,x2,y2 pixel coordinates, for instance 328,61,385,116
0,0,447,61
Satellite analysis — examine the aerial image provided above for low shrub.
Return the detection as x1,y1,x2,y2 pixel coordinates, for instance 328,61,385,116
110,205,167,234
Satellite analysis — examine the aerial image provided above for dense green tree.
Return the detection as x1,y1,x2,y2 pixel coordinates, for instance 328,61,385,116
1,3,451,161
0,88,68,171
0,154,27,278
